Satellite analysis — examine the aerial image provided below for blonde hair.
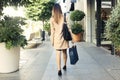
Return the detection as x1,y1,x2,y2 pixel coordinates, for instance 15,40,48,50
52,4,63,24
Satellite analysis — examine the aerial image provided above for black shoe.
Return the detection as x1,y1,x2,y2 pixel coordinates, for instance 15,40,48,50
63,65,66,71
58,70,62,76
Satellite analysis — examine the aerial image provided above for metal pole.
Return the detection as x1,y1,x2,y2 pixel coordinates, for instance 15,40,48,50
111,0,115,7
111,44,115,55
96,0,102,47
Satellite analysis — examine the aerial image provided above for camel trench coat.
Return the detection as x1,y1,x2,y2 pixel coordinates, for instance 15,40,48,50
50,17,69,50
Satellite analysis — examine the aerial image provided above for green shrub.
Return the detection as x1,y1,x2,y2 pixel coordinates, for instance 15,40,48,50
0,16,27,49
70,10,85,21
44,22,51,35
105,3,120,49
71,23,84,34
70,10,85,34
44,22,50,32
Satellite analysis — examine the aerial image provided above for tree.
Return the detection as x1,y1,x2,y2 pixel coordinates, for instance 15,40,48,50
25,0,44,21
26,0,54,30
0,0,30,16
25,0,55,40
39,1,54,26
105,2,120,53
0,0,55,23
26,0,54,21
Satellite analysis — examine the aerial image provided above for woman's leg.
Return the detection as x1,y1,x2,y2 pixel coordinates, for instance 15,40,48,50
56,50,61,71
62,49,67,66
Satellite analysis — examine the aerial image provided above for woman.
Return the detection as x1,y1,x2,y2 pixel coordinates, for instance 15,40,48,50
50,3,69,76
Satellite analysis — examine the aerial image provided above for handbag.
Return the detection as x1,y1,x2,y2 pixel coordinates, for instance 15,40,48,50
69,45,79,65
62,13,72,41
62,23,72,41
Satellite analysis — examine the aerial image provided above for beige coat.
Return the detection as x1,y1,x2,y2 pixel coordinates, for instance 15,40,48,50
50,16,69,50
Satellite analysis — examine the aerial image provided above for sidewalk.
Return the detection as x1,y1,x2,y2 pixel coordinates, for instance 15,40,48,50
0,41,53,80
42,42,120,80
0,41,120,80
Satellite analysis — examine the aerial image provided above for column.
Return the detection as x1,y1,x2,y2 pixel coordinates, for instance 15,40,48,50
85,0,95,42
96,0,101,46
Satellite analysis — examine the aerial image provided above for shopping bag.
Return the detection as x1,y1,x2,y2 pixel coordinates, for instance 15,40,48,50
69,45,79,65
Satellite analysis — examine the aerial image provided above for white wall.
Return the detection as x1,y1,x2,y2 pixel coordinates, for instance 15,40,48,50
59,0,96,43
75,0,96,43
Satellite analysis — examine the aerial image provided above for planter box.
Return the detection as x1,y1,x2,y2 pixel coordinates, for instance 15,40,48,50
0,43,20,73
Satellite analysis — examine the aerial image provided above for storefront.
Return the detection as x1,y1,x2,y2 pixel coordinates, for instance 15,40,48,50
95,0,117,46
59,0,118,46
75,0,117,46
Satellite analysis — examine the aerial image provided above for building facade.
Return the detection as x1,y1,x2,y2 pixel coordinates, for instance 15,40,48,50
59,0,119,46
74,0,118,46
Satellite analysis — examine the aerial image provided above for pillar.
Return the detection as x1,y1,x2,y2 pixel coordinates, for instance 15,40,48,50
84,0,95,42
96,0,102,46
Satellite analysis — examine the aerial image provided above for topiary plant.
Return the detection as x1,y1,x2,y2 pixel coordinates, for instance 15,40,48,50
105,2,120,52
70,10,85,21
71,23,84,34
70,10,85,34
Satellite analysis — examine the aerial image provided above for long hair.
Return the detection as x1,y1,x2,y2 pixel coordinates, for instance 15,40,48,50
52,3,63,24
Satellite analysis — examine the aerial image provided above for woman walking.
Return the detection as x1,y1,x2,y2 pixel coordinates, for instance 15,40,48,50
50,3,69,76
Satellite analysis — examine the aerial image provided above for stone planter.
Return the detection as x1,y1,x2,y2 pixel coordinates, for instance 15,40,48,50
0,43,20,73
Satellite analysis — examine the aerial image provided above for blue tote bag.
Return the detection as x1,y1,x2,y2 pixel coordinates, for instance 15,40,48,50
69,45,79,65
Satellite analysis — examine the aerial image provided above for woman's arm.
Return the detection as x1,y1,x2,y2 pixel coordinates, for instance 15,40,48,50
50,18,55,46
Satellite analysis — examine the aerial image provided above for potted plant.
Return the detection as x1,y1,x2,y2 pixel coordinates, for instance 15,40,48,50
0,16,27,73
70,10,85,42
105,3,120,56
